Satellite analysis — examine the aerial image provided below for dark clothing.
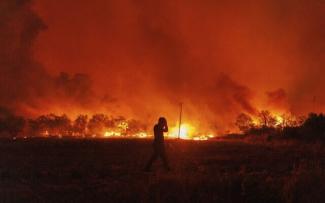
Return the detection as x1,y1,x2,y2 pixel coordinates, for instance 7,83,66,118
145,124,170,171
153,124,165,145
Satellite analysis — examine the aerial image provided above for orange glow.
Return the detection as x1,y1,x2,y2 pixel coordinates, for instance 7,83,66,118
193,136,208,141
26,109,300,140
104,131,122,137
275,115,284,126
99,122,215,141
133,132,148,138
169,123,195,140
1,0,324,139
167,123,214,140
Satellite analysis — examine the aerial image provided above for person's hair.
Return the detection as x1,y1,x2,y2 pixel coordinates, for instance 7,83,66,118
158,117,166,125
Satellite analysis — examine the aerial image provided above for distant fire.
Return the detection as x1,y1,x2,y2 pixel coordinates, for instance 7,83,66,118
235,110,305,135
21,112,216,141
275,115,284,126
1,105,307,141
101,122,213,141
169,123,195,139
167,123,214,141
19,110,305,140
104,131,122,137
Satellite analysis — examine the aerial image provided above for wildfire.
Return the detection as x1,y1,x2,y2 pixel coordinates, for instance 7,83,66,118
104,131,149,138
18,111,216,140
237,110,302,132
193,136,208,141
169,123,194,139
133,132,148,138
104,131,122,137
101,123,213,141
168,123,213,141
275,115,284,126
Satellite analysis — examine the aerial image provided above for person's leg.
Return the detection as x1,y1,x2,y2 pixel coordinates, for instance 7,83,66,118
145,150,158,171
159,147,170,171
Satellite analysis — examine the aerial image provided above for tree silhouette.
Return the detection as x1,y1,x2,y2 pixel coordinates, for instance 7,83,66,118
29,114,72,136
73,115,88,136
127,119,147,135
5,116,26,137
29,116,47,136
235,113,255,133
88,114,109,136
0,107,25,137
301,113,325,140
112,116,128,135
53,114,71,136
0,116,25,137
258,110,277,128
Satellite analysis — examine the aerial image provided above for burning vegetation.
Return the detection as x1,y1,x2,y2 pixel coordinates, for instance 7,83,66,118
235,110,305,133
234,110,325,142
0,0,324,142
1,105,325,142
28,113,148,139
0,106,214,140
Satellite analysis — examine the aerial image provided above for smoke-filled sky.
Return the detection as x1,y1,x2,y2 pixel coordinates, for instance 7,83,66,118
0,0,324,132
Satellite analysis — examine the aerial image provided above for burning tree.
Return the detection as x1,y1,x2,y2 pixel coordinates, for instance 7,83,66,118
126,119,147,136
29,116,48,136
279,114,305,128
52,114,72,136
110,116,128,135
27,113,148,138
258,110,277,128
29,114,72,137
73,115,88,136
235,113,255,133
88,114,109,136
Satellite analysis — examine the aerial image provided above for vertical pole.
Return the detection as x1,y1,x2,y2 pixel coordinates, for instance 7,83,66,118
178,103,183,139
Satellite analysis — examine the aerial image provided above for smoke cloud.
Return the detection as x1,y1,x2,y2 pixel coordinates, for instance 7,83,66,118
0,0,47,112
1,0,324,133
0,0,101,117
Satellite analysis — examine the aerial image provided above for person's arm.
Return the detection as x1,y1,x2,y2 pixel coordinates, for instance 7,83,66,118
163,121,168,132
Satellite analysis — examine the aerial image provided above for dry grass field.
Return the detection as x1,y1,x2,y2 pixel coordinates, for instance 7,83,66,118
0,138,324,202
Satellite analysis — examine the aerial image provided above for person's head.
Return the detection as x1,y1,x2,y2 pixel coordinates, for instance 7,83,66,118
158,117,167,126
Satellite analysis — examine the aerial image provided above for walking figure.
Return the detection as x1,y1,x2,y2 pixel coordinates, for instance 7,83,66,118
145,117,170,171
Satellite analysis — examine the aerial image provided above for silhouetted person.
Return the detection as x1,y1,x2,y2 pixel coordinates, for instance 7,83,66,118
145,117,170,171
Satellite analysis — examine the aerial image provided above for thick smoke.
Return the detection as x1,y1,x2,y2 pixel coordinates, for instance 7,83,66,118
266,88,288,112
0,0,48,112
0,0,100,117
1,0,324,133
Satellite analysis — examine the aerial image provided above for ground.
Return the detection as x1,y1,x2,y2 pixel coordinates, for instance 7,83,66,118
0,138,324,202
